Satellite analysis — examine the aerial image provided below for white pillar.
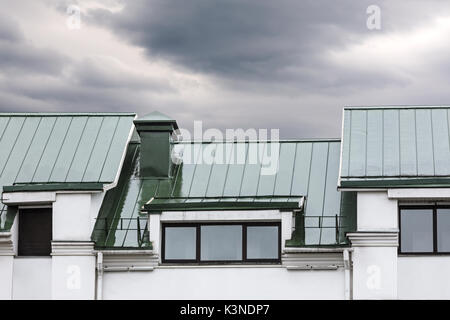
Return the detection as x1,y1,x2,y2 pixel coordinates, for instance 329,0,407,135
51,193,100,299
149,213,161,258
349,191,399,299
51,242,96,300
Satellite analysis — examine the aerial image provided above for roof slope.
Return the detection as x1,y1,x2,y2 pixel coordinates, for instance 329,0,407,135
93,139,356,249
0,113,135,231
340,106,450,188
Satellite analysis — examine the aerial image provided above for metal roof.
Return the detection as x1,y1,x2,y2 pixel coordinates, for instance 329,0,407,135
0,113,136,231
340,106,450,188
93,139,356,249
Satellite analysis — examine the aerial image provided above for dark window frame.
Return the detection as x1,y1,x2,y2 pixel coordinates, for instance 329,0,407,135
399,205,450,255
161,222,281,264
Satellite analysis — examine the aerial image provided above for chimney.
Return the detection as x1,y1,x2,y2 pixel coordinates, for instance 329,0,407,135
133,111,178,178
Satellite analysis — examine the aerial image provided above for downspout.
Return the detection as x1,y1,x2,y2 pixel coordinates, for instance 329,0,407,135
343,248,352,300
96,251,103,300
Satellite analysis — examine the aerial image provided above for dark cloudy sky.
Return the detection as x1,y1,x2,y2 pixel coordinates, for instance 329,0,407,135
2,1,450,138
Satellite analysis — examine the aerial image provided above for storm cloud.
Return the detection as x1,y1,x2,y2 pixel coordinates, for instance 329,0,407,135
1,1,450,137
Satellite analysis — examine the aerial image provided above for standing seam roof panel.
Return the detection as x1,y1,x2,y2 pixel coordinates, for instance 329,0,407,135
32,117,73,182
15,117,57,183
82,116,119,182
0,117,41,187
340,106,450,187
50,116,89,182
0,113,135,232
65,117,104,182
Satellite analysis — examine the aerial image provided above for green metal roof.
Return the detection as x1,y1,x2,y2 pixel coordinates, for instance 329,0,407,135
340,106,450,188
0,113,136,231
93,139,356,249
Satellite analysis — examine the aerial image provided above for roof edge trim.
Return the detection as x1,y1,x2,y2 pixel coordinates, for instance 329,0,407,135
3,183,104,192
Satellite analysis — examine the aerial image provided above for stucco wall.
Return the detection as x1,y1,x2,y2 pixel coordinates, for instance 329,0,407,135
12,258,52,299
357,191,398,231
102,267,345,300
398,256,450,299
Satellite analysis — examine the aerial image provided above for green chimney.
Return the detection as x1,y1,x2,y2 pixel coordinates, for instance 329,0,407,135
133,111,178,178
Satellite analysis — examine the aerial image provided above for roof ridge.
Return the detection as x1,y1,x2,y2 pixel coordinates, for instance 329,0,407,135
173,138,341,144
344,105,450,110
0,113,136,117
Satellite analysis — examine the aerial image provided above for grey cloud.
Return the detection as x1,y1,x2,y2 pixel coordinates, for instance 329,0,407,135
0,10,174,113
0,13,68,75
3,1,450,140
67,56,174,92
86,0,450,92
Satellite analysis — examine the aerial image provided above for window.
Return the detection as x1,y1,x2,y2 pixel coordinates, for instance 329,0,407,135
18,208,52,256
162,222,280,263
399,206,450,254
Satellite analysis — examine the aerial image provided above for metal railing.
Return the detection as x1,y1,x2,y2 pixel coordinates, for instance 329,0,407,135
294,214,353,245
94,217,149,247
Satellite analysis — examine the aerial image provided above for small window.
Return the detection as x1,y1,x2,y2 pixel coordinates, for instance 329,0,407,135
400,206,450,254
162,222,280,264
18,208,52,256
200,225,242,261
164,226,197,261
437,208,450,252
247,226,279,260
400,208,433,253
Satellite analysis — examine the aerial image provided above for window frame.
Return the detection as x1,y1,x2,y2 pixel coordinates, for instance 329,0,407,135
399,204,450,255
161,222,281,264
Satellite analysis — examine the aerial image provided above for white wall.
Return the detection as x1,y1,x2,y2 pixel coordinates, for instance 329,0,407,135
12,258,52,299
398,256,450,299
52,255,96,300
53,193,103,241
0,256,13,299
103,267,345,300
51,193,100,299
352,191,399,299
357,192,398,231
352,246,397,299
112,210,345,300
6,191,103,300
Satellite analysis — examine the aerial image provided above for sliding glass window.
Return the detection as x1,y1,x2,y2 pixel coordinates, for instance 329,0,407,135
162,222,280,263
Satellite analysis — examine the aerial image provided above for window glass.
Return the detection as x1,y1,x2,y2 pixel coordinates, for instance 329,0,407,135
247,226,279,259
18,208,52,256
200,225,242,261
164,227,196,260
400,209,433,253
437,208,450,252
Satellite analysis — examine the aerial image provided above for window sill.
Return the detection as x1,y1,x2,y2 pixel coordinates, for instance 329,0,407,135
398,253,450,256
157,263,282,269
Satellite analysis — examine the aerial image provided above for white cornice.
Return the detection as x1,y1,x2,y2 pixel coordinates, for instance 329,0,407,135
51,241,95,256
0,232,13,256
102,251,159,271
347,232,399,247
282,252,345,270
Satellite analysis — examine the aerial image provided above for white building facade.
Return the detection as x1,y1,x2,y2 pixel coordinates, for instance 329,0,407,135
0,107,449,300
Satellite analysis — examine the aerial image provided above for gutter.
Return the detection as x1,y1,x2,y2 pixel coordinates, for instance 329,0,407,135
96,252,103,300
343,248,353,300
95,249,157,300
